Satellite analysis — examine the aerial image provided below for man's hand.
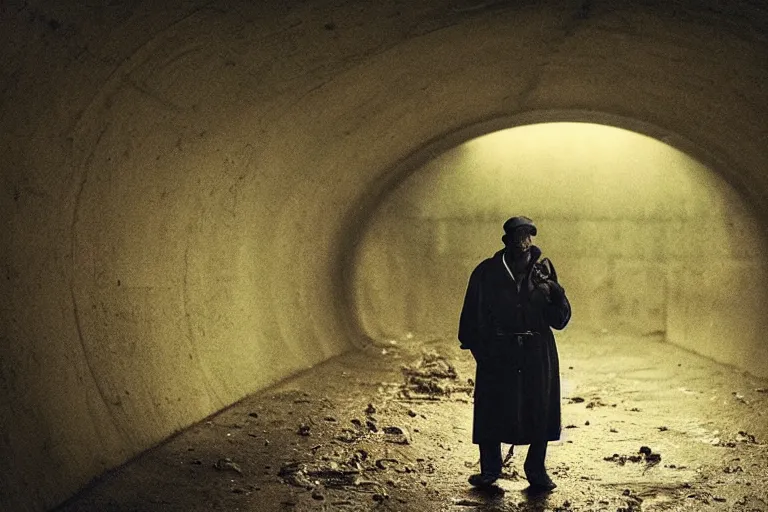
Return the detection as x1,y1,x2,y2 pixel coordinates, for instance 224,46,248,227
531,281,553,306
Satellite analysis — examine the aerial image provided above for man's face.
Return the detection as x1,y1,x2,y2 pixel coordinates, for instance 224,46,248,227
508,228,532,255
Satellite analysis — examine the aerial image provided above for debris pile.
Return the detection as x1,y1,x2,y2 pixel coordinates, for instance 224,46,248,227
399,351,469,398
712,430,760,447
736,430,759,444
567,395,610,408
616,497,643,512
603,446,662,466
586,398,608,409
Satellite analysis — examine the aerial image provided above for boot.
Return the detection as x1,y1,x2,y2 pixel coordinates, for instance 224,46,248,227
524,468,556,491
469,442,502,487
524,441,556,491
468,472,500,487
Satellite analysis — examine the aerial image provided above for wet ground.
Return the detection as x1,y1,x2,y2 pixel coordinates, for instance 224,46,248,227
56,332,768,511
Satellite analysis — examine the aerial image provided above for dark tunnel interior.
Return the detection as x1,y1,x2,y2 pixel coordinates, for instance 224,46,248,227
2,1,768,510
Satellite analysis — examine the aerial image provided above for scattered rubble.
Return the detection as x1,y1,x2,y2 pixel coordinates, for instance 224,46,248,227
57,335,768,512
712,430,759,447
604,453,643,465
213,458,243,475
372,491,390,502
734,495,768,510
616,498,643,512
687,490,719,505
454,498,484,506
586,398,608,409
736,431,758,444
278,461,366,490
374,458,399,470
335,428,362,443
382,425,411,445
604,446,661,466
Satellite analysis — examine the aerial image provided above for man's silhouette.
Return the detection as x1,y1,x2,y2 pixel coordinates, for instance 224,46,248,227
458,216,571,491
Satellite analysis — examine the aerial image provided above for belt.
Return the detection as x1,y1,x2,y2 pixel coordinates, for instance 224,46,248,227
494,330,540,345
495,330,540,337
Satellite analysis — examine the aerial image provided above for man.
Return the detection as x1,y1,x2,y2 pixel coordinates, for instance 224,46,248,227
458,216,571,491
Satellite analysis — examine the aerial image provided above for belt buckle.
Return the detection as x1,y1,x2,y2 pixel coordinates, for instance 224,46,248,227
515,331,537,343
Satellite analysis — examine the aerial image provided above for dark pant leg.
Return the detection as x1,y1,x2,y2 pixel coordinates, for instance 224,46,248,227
524,440,548,473
479,442,502,476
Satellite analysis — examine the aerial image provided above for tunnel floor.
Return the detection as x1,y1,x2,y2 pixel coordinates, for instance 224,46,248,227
56,332,768,512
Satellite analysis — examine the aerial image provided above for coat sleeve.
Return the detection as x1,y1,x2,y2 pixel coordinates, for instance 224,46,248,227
544,279,571,330
458,264,490,351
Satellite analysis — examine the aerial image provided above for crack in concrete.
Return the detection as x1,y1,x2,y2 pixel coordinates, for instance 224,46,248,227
123,77,184,113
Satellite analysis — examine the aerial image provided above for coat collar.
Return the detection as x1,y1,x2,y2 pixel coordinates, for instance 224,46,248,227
493,245,542,271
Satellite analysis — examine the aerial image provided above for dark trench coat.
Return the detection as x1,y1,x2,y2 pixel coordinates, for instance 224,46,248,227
458,246,571,445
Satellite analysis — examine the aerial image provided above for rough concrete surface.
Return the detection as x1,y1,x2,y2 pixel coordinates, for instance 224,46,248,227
2,1,768,510
353,124,768,377
56,332,768,511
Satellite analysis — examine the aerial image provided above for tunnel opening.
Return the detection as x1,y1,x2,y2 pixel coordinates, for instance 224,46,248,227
4,0,768,509
348,118,768,380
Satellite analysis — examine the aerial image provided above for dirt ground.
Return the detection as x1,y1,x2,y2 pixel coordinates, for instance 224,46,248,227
55,332,768,511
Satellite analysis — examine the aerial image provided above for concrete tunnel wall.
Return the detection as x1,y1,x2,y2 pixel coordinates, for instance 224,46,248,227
1,1,767,510
353,124,768,376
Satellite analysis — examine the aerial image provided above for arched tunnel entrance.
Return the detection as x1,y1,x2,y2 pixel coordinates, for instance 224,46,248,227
350,120,768,373
2,1,768,511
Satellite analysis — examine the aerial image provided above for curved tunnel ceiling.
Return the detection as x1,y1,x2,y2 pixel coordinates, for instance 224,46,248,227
1,1,768,511
352,121,768,368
